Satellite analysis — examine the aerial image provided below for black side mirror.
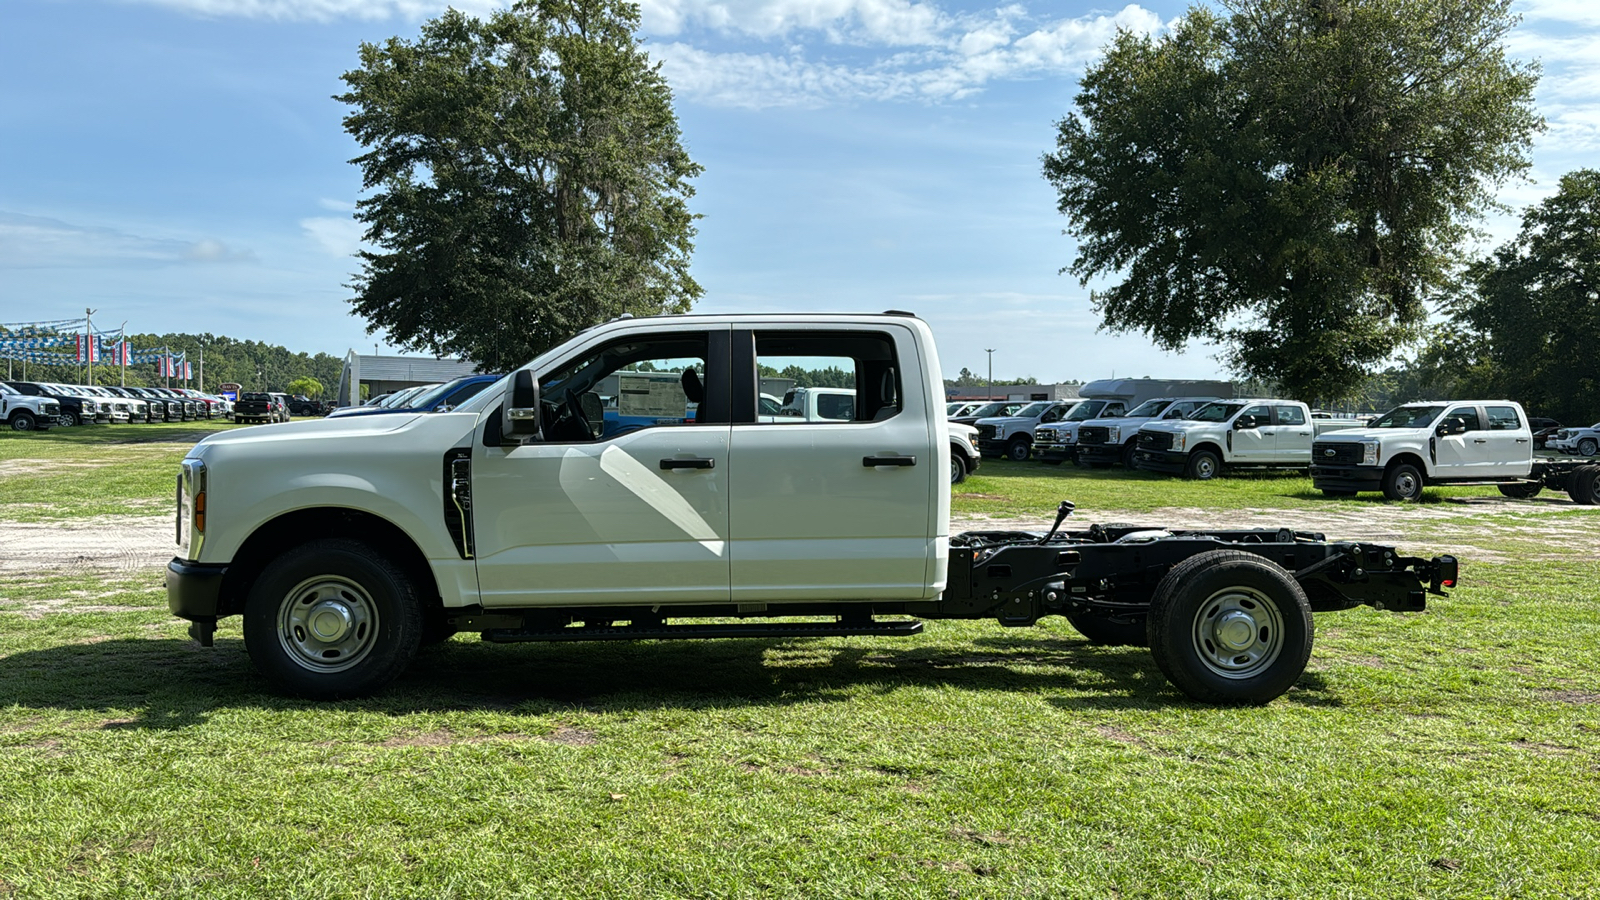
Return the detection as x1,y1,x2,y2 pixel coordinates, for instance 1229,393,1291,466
1235,415,1258,430
1436,418,1467,437
502,370,542,442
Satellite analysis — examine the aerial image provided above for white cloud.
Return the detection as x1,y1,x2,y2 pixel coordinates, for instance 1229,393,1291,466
301,216,366,256
121,0,504,22
0,212,254,268
1517,0,1600,28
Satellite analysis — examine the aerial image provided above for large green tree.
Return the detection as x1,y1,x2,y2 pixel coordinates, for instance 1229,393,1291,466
338,0,702,372
1043,0,1541,400
1449,170,1600,423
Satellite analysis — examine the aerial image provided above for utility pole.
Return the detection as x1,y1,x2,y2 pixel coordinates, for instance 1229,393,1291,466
85,307,98,386
985,348,996,400
118,322,127,387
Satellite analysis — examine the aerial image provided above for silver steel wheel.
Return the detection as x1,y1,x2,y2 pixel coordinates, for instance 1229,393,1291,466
276,575,380,673
1390,468,1420,498
1192,455,1217,479
1580,438,1598,458
1191,585,1285,679
950,456,963,484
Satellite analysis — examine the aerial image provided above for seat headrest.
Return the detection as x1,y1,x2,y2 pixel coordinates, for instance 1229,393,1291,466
681,367,704,404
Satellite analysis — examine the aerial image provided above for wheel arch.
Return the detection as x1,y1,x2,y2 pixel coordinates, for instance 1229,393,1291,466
1189,441,1224,460
217,507,444,619
1385,452,1429,480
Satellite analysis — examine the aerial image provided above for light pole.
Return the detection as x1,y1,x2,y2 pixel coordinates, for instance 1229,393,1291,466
985,348,995,400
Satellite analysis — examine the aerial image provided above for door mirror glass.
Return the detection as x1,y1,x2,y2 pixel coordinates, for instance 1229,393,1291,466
503,370,542,441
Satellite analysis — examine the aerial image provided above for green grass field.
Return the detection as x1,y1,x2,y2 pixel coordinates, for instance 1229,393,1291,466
1,428,1597,898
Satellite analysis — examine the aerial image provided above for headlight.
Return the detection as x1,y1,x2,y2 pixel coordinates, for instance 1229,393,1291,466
176,459,206,558
1108,425,1121,443
1361,441,1379,466
1172,432,1186,452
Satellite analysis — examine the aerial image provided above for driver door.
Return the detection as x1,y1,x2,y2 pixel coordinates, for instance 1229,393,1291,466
471,325,733,607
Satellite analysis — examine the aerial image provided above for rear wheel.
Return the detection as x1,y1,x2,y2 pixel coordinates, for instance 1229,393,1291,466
1065,608,1147,647
243,539,423,699
1382,462,1424,501
9,411,37,431
1146,549,1313,705
1569,466,1600,506
1498,482,1542,500
1007,438,1031,462
1184,449,1222,481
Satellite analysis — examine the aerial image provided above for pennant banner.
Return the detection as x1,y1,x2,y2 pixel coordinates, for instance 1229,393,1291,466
0,336,74,350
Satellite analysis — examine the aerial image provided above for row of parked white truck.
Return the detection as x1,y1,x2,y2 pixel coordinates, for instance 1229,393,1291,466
2,379,232,429
952,391,1600,504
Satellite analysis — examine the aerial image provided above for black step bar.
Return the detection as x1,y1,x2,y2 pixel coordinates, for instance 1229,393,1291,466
479,619,925,643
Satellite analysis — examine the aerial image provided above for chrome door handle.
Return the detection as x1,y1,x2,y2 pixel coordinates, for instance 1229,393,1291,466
863,455,917,467
660,457,715,470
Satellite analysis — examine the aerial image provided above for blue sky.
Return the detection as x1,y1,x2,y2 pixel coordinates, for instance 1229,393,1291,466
2,0,1595,383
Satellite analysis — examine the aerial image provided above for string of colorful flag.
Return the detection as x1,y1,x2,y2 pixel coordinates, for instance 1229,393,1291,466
0,319,192,379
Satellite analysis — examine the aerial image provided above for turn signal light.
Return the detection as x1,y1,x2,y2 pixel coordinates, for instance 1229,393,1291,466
194,491,206,533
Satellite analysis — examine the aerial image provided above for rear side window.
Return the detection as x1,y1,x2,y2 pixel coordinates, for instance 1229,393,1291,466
1485,406,1522,431
752,331,900,424
1274,405,1306,426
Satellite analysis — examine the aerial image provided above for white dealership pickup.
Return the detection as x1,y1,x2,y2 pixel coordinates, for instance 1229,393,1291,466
166,312,1455,705
1310,401,1600,503
1134,400,1361,479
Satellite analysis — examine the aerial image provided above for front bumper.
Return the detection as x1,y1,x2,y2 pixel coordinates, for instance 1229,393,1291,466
1034,443,1076,463
1133,449,1188,475
978,439,1014,457
167,558,228,620
1310,465,1385,493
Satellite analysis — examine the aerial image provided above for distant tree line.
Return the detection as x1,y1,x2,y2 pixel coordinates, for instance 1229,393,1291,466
2,332,343,395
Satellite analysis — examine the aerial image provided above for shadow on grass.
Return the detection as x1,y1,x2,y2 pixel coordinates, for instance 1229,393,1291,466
0,627,1341,728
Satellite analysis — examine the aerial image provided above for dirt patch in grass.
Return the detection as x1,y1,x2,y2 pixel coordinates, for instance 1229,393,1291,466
381,730,460,749
541,726,599,746
1541,689,1600,705
0,516,173,575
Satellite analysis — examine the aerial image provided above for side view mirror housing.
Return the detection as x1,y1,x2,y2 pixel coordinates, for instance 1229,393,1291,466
1234,415,1258,430
1436,418,1467,437
502,370,542,442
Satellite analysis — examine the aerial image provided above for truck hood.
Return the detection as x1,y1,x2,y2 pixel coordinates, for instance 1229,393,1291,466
1313,428,1402,443
188,411,425,457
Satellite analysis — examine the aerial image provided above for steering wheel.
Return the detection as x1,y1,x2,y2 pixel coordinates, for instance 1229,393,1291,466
564,388,592,440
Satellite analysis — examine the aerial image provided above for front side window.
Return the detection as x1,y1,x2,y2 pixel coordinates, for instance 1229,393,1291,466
538,332,713,442
753,331,900,424
1444,406,1482,432
1127,399,1170,418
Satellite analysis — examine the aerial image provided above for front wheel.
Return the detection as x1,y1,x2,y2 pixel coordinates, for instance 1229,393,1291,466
1497,482,1542,500
59,410,80,427
1006,438,1031,462
1382,462,1424,501
9,412,37,431
1579,438,1599,458
949,451,968,485
243,539,423,699
1184,449,1222,481
1146,549,1313,705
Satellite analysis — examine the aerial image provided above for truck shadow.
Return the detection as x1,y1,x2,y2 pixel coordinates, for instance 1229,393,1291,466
0,632,1340,730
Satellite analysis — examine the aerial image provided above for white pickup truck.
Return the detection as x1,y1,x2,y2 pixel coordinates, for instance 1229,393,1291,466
974,400,1076,461
1310,401,1600,503
1073,397,1220,469
1032,398,1130,465
1134,400,1361,480
166,312,1455,705
0,383,61,431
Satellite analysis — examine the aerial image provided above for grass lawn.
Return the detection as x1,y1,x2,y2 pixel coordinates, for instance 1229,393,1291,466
1,430,1597,898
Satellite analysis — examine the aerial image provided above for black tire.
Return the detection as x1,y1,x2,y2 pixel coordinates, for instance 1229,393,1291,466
1184,449,1222,481
1120,442,1138,468
1381,462,1425,501
233,416,242,424
1569,466,1600,506
1321,489,1358,498
949,450,968,485
1065,608,1147,647
1042,459,1062,466
1497,482,1542,500
9,411,37,432
1086,461,1112,470
242,539,423,699
1006,438,1031,462
1579,438,1599,458
1146,549,1313,705
59,410,80,427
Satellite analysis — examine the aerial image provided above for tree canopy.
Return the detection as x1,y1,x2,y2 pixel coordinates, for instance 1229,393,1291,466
1446,170,1600,423
338,0,702,372
1042,0,1541,401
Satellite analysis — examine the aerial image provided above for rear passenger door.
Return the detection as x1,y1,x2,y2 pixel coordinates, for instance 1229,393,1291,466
727,325,937,602
1483,405,1533,476
1273,404,1313,464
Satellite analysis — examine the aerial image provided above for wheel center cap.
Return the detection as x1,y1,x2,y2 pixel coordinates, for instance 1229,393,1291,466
1215,611,1256,651
308,602,354,642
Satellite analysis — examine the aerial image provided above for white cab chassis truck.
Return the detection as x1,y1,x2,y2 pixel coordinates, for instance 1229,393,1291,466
167,313,1456,705
1310,401,1600,503
1134,400,1360,480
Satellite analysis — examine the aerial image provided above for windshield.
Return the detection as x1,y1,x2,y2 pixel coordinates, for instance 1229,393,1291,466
1065,401,1105,421
1190,402,1246,422
0,383,16,396
1016,401,1052,418
1370,406,1447,429
967,402,1006,418
1126,399,1170,418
